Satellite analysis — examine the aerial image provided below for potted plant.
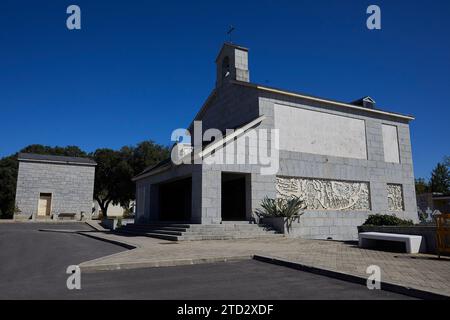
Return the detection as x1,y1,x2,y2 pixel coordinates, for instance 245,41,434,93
255,196,306,233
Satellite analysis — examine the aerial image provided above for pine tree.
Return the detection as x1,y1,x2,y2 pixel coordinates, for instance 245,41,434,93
444,155,450,168
415,178,430,194
430,163,450,194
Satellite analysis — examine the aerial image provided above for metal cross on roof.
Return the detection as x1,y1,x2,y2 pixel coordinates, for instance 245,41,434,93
227,25,235,43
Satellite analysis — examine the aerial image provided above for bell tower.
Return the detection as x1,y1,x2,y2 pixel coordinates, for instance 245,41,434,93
215,42,250,88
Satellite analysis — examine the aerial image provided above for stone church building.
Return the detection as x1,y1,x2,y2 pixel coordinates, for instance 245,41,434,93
133,42,417,240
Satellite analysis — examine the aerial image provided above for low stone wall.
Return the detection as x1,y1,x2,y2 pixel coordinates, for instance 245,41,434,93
262,211,366,241
262,212,367,241
357,225,438,253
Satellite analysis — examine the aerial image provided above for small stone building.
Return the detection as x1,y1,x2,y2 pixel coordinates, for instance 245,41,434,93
14,153,96,220
133,43,418,240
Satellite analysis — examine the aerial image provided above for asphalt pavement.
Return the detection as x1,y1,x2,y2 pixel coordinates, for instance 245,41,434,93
0,223,415,300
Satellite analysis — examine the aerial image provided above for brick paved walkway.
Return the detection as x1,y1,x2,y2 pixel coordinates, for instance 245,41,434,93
78,232,450,297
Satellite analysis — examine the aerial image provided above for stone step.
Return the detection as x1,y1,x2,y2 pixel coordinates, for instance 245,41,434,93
121,225,188,232
116,222,282,241
122,231,278,237
133,223,193,228
187,229,278,234
182,224,269,231
180,233,284,241
123,224,272,232
132,223,262,229
116,229,180,241
121,226,277,235
221,220,255,224
190,228,278,234
139,229,184,236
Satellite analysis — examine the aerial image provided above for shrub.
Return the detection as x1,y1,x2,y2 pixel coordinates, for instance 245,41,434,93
363,214,414,226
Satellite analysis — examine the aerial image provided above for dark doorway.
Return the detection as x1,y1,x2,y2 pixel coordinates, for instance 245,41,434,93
159,177,192,221
221,173,247,221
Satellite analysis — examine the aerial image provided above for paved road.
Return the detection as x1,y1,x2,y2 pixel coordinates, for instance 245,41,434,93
0,223,124,299
72,260,414,300
0,223,414,300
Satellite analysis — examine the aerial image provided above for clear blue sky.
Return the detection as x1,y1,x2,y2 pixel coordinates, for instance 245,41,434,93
0,0,449,179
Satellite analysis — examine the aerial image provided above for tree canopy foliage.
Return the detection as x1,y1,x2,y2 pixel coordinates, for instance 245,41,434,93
0,155,18,218
415,155,450,196
430,162,450,194
415,178,430,195
444,155,450,169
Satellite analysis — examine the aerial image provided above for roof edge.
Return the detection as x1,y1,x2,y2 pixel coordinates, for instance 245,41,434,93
132,161,172,181
232,80,415,121
18,153,97,166
133,115,266,182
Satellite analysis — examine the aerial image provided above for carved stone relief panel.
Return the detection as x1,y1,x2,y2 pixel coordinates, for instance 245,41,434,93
276,177,371,211
387,184,404,211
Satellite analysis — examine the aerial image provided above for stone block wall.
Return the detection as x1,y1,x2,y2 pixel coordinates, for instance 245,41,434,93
194,82,260,137
256,91,417,240
15,161,95,219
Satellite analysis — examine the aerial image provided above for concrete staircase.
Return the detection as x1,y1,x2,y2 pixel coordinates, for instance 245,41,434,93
115,222,282,241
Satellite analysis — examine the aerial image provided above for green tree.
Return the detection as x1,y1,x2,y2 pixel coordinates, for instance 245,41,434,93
130,140,170,175
0,155,19,218
415,178,430,195
430,162,450,194
92,141,169,217
92,148,134,218
444,155,450,169
20,144,87,157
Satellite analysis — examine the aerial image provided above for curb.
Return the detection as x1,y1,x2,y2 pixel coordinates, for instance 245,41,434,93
3,220,86,224
38,229,80,233
85,220,109,232
38,228,138,249
76,231,138,250
80,255,253,273
253,255,449,300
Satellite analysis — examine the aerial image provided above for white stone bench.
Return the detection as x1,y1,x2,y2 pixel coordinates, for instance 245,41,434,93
358,232,423,254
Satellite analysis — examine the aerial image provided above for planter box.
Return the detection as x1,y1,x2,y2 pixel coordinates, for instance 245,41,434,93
261,217,306,238
357,225,438,253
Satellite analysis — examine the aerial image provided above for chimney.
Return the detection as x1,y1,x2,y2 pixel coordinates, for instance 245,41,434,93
352,96,376,109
